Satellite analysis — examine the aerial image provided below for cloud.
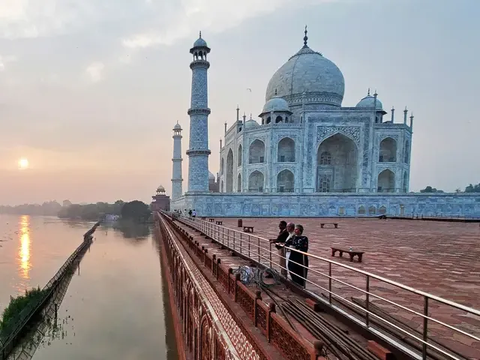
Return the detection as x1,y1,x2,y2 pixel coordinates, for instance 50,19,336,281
0,1,134,39
0,55,17,71
122,0,300,49
85,62,105,83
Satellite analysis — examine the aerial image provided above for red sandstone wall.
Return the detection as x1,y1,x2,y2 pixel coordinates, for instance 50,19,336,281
154,213,318,360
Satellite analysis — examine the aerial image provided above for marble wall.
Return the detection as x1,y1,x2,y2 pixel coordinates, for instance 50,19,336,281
170,193,480,218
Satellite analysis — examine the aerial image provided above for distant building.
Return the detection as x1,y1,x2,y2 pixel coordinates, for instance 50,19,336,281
151,185,170,212
104,214,120,222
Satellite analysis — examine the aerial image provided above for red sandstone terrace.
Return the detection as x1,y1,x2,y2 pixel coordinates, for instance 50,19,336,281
156,213,480,359
219,217,480,356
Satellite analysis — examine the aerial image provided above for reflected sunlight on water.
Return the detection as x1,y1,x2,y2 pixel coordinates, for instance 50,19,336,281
18,215,32,286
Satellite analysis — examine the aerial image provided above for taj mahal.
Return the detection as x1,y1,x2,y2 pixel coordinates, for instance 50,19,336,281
166,29,480,218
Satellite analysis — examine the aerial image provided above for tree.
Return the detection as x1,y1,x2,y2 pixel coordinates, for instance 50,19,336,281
120,201,151,222
464,183,480,193
420,186,443,193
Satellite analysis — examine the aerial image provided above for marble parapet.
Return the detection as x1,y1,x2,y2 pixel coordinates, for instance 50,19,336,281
170,193,480,218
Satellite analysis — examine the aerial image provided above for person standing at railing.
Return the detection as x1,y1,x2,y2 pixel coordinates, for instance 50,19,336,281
284,224,309,288
283,222,295,277
270,221,289,276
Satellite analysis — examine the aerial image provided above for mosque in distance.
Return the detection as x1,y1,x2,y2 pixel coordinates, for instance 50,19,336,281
167,29,479,218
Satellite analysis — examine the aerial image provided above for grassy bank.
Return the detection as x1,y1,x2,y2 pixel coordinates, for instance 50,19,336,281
0,287,47,338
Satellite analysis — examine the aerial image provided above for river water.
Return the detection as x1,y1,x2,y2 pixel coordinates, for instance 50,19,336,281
0,214,177,360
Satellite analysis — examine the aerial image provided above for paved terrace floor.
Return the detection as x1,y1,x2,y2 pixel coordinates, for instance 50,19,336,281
214,217,480,358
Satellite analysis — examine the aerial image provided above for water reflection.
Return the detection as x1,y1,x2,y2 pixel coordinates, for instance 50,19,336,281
110,220,151,241
18,215,32,282
7,240,87,360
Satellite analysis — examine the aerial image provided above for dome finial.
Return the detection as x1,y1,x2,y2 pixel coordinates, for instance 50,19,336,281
367,88,371,96
199,31,202,39
303,25,308,47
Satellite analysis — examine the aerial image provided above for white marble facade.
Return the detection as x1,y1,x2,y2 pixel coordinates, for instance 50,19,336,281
171,31,480,218
218,31,413,195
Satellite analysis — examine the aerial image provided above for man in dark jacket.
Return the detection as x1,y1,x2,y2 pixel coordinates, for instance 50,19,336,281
271,221,288,276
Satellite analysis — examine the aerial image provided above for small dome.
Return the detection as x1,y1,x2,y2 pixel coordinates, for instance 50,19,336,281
356,94,384,110
262,97,290,113
156,185,165,193
173,122,182,130
244,119,260,129
193,35,208,48
208,171,215,180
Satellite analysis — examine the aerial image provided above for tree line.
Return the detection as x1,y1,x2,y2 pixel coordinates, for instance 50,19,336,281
0,200,151,222
420,183,480,193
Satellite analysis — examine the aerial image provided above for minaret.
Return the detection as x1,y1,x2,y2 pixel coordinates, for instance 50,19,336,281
171,122,183,200
186,32,211,193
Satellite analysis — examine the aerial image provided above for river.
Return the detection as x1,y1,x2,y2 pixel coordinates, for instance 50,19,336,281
0,214,177,360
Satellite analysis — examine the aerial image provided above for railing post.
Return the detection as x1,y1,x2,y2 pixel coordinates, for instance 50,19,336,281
366,275,370,328
328,262,332,304
257,238,260,263
422,296,429,360
239,232,242,254
269,242,273,269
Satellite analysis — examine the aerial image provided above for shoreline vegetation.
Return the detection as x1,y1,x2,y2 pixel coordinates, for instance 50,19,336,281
0,200,152,222
0,223,98,354
0,287,47,339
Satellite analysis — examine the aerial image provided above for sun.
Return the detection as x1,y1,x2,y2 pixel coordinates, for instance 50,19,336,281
18,158,29,170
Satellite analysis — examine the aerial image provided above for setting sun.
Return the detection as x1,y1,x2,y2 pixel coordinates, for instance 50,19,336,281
18,158,29,170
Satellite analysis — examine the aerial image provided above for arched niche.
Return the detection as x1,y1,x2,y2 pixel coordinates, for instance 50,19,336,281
237,173,242,192
249,140,265,164
238,144,243,166
277,169,294,193
379,137,397,162
226,149,234,192
378,169,395,192
278,137,295,162
248,171,264,192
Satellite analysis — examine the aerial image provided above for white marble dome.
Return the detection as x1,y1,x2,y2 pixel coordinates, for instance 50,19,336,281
173,122,182,130
265,45,345,107
356,95,384,110
262,97,290,113
156,185,166,193
245,119,260,129
193,37,208,48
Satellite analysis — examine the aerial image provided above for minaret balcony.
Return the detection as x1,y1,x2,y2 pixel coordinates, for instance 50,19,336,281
190,60,210,69
186,149,211,156
187,108,211,116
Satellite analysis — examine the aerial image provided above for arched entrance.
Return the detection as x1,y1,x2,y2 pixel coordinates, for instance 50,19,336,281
317,134,358,192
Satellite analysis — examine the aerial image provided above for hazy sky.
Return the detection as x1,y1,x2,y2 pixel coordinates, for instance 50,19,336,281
0,0,479,205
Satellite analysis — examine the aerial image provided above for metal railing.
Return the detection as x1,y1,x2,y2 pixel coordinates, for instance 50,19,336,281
174,214,480,360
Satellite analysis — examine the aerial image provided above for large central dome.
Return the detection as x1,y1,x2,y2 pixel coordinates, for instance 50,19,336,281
265,42,345,108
